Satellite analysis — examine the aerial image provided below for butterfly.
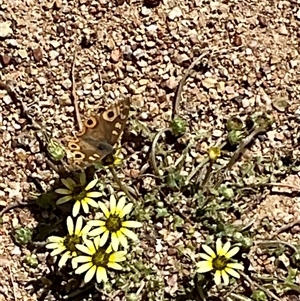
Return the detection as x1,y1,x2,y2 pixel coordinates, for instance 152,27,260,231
65,99,130,168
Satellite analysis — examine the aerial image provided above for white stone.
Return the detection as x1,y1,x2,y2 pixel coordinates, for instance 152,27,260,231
0,21,13,38
168,7,182,20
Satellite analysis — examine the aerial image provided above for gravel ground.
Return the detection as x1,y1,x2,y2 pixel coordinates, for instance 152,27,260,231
1,0,300,300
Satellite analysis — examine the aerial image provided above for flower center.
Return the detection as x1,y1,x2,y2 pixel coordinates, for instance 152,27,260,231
64,235,82,252
212,255,228,270
92,248,110,267
106,215,122,232
73,187,87,201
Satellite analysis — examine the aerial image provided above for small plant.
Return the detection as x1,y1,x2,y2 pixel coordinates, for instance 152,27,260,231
13,227,33,246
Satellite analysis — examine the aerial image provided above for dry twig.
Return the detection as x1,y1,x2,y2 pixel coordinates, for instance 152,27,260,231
71,52,83,132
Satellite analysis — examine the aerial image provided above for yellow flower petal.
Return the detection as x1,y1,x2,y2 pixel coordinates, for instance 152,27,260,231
58,252,71,267
67,216,74,235
84,265,96,283
84,197,99,208
227,262,244,270
120,228,138,241
122,220,142,228
107,262,123,270
111,232,119,251
50,247,66,256
109,251,126,262
86,239,96,253
74,216,83,235
57,195,73,205
225,246,240,259
214,270,222,285
75,262,93,275
89,226,107,236
86,192,102,198
81,224,92,236
117,231,128,249
116,196,127,215
55,188,72,195
225,267,240,278
93,236,101,248
46,242,61,249
98,202,110,218
96,266,107,283
219,241,231,256
198,252,213,261
62,178,76,190
221,270,230,285
47,236,64,243
100,230,109,246
88,220,106,227
109,195,117,214
81,200,89,214
72,201,81,217
196,261,213,273
76,240,95,255
106,245,113,253
71,258,78,269
74,255,92,263
202,244,216,258
85,179,98,191
216,238,223,255
118,203,133,218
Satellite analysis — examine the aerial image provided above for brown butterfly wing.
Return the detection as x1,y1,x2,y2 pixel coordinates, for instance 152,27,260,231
66,99,130,167
84,98,130,145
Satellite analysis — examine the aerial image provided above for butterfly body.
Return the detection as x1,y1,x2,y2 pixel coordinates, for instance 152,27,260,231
66,99,130,168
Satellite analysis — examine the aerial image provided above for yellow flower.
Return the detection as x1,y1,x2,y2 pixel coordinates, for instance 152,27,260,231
74,237,126,283
46,216,91,268
101,147,123,167
88,195,143,251
196,238,244,286
55,172,102,217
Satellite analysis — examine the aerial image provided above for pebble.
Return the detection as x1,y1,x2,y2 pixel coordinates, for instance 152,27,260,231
13,123,21,130
37,77,47,85
0,21,13,38
141,6,151,16
126,65,136,73
18,49,28,59
212,130,223,137
168,7,182,20
139,79,149,86
133,48,144,59
245,48,252,55
257,15,268,27
225,86,235,94
3,95,12,105
161,76,178,90
277,24,288,35
202,77,217,89
7,181,21,198
11,246,22,256
49,50,59,59
2,132,11,142
50,40,61,48
1,54,11,66
62,78,72,89
140,112,148,120
111,49,121,63
146,24,157,32
146,41,156,48
133,85,147,94
296,9,300,20
32,46,43,62
242,98,250,108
